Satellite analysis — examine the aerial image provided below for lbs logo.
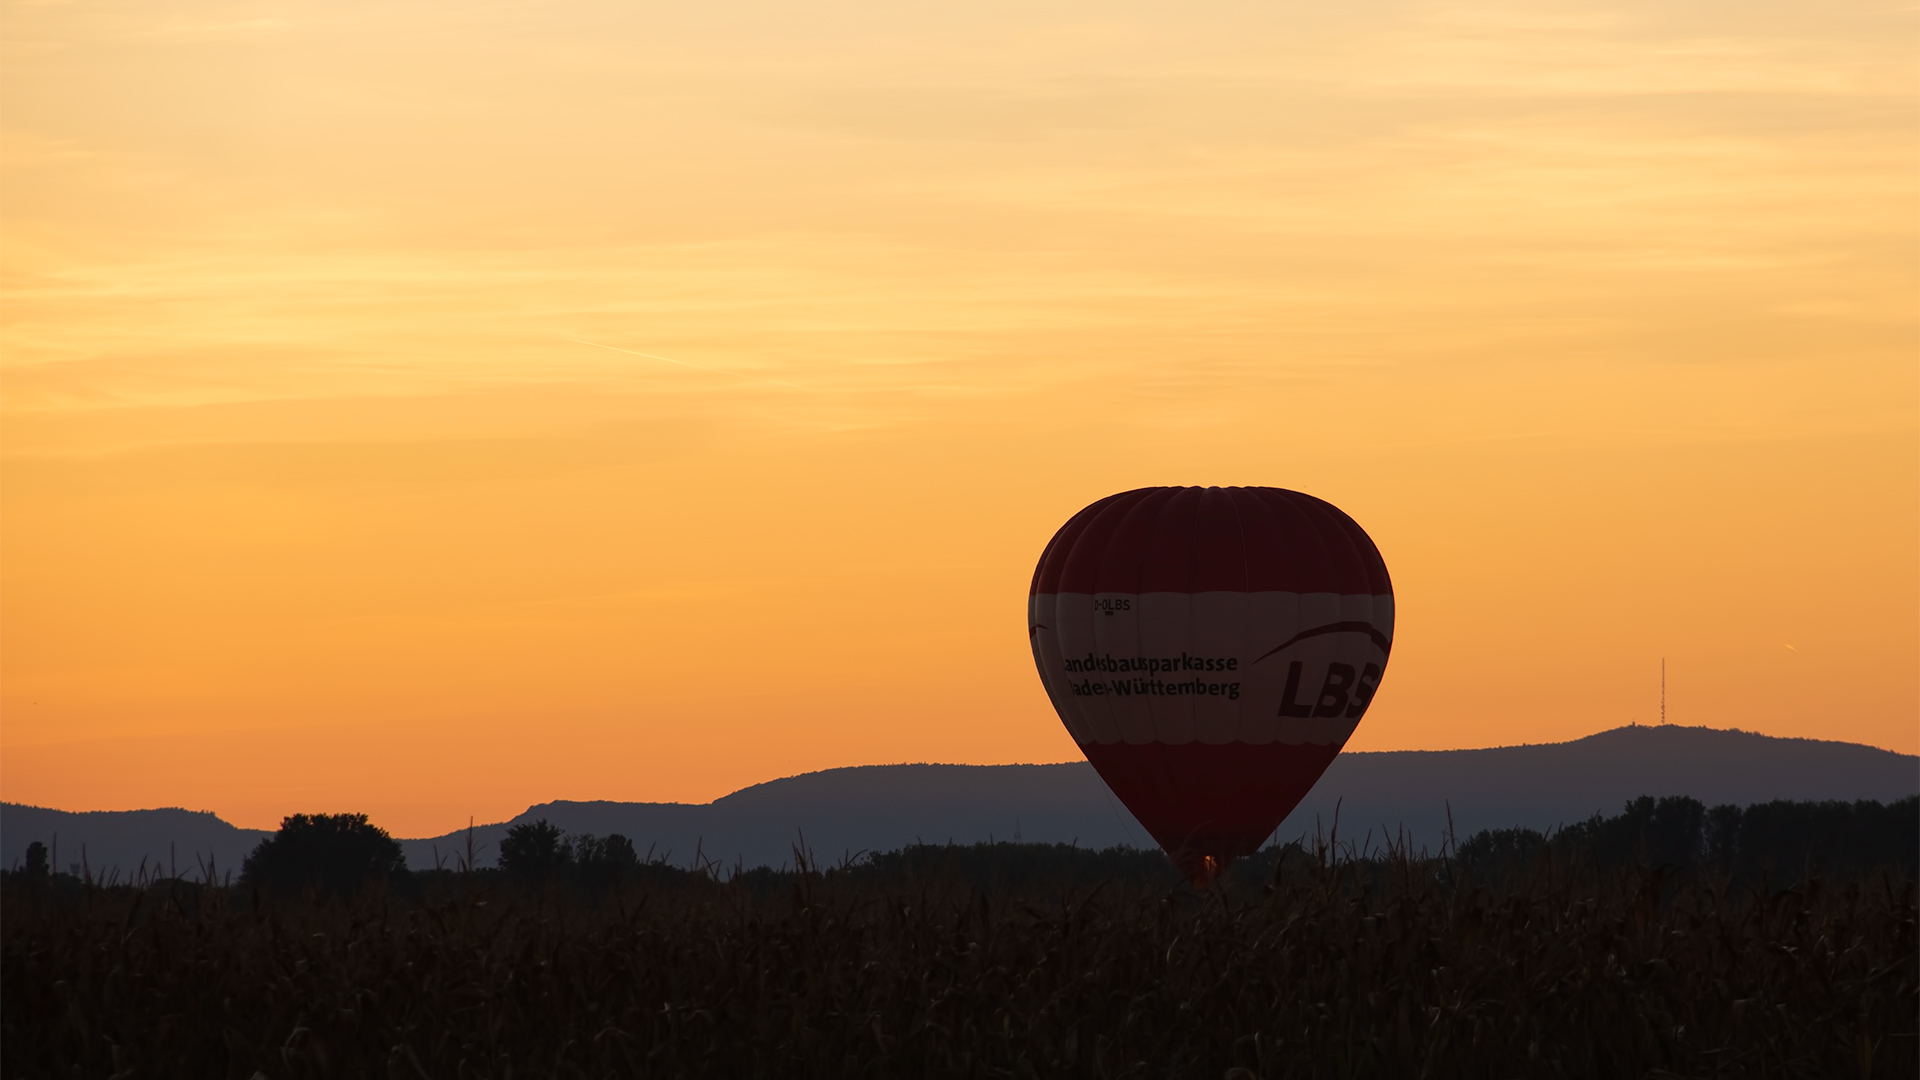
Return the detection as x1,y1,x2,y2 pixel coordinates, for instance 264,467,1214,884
1276,661,1382,720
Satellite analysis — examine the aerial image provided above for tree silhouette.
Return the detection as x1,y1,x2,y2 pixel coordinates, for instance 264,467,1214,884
574,832,640,890
23,841,49,885
496,823,647,889
240,813,406,897
497,819,571,882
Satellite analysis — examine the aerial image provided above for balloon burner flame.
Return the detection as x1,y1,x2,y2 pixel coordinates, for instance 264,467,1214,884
1190,854,1225,889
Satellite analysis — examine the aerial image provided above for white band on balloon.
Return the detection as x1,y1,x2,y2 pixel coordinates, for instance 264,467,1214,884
1030,591,1394,747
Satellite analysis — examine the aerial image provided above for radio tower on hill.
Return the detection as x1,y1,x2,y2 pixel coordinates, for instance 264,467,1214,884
1661,658,1666,726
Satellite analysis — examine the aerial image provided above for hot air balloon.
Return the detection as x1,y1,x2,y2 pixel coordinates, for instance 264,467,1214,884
1028,486,1393,886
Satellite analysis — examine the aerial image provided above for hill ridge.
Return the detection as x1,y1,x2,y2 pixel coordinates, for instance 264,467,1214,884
5,724,1913,876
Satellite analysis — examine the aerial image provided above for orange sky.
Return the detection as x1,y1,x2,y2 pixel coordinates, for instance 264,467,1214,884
3,0,1914,835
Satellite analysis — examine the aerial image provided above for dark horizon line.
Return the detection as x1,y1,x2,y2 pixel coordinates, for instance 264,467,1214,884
3,722,1913,837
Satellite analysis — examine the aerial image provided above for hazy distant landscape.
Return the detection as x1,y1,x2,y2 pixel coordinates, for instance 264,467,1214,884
8,724,1912,879
7,779,1911,1077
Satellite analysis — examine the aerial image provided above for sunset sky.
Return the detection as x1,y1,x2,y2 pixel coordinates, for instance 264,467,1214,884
3,0,1914,836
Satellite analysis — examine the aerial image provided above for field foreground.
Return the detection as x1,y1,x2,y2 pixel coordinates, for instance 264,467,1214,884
5,848,1915,1079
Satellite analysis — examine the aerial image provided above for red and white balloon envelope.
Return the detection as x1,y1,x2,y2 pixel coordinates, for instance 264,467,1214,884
1028,486,1393,886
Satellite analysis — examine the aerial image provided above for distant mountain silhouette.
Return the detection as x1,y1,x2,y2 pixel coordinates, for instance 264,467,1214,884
0,805,269,882
401,762,1126,876
5,725,1914,877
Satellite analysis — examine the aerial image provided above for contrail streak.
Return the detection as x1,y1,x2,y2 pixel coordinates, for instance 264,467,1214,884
567,338,806,390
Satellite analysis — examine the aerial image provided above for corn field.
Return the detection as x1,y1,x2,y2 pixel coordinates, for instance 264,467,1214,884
5,850,1914,1079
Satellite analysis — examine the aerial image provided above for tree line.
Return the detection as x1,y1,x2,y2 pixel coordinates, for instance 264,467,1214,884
10,794,1914,900
12,814,675,899
1452,794,1917,880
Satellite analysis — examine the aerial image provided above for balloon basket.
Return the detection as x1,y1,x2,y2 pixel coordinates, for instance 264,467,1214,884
1178,852,1229,889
